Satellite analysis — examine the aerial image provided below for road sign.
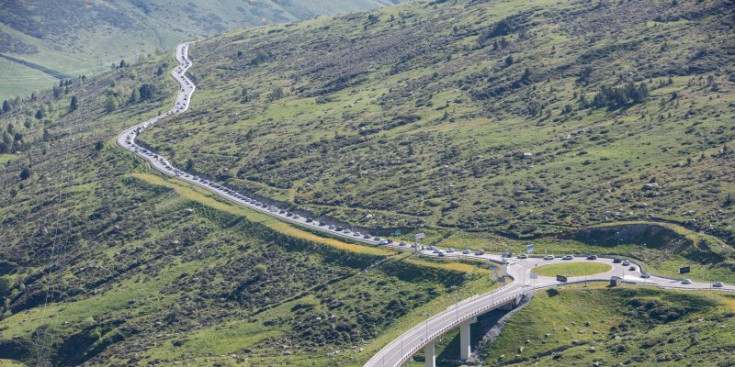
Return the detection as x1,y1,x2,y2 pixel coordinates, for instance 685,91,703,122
556,275,568,282
530,273,538,280
679,266,691,274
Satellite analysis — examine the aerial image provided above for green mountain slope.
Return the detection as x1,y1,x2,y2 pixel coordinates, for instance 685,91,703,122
1,0,735,365
0,41,495,366
0,0,404,101
141,0,735,243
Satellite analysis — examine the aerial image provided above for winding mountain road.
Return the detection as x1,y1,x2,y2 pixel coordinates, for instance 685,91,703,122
117,43,735,367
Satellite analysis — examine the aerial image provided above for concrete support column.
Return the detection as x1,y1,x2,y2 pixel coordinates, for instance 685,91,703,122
460,320,472,360
424,341,436,367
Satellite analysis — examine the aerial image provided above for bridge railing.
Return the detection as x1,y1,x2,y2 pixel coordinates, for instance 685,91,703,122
367,278,604,367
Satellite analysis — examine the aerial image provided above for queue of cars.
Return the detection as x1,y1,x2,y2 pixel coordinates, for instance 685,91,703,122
122,43,730,294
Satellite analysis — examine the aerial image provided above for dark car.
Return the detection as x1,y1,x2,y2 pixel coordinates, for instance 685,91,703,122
587,255,598,260
612,258,622,263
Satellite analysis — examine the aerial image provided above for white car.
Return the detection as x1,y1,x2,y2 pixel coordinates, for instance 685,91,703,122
681,279,692,285
544,255,555,260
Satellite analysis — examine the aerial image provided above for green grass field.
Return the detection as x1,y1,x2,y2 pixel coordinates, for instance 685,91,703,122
473,284,735,366
532,262,613,277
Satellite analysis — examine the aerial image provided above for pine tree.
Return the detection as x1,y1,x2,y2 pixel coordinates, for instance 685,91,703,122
69,96,78,112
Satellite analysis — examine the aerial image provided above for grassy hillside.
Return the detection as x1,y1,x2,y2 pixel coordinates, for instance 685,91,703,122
1,0,734,365
139,0,735,249
474,284,735,366
0,0,404,101
0,45,496,366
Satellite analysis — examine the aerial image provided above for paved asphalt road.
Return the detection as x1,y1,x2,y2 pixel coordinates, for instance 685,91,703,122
116,43,735,367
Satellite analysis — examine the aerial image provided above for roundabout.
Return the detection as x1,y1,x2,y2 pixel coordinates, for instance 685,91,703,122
531,261,613,277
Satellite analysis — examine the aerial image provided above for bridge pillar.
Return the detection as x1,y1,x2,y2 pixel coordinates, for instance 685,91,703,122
459,318,475,360
424,340,436,367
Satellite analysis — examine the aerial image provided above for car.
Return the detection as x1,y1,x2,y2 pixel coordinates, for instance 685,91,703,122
502,252,513,258
613,258,622,263
447,248,455,253
713,282,724,288
586,255,598,260
640,272,651,278
681,279,692,284
328,225,336,230
306,218,313,223
433,248,440,254
342,229,350,233
629,266,636,271
386,239,394,244
544,255,555,260
562,255,574,260
475,250,485,255
379,240,389,245
518,254,528,259
399,241,408,246
428,245,437,251
319,222,327,226
374,237,382,241
353,232,361,237
279,210,286,214
364,234,372,239
293,215,300,220
622,260,631,266
286,212,293,217
463,249,471,255
437,250,446,257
